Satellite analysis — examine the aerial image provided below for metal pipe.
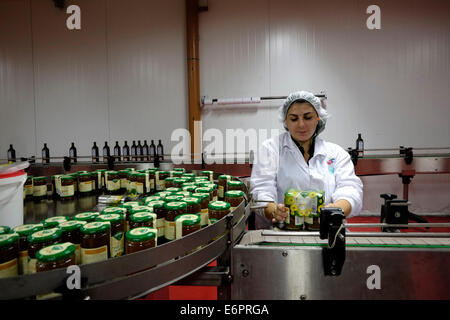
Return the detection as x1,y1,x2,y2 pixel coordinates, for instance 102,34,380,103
261,230,450,238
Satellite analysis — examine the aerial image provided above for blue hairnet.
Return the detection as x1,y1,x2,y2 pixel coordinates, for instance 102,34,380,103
278,90,329,135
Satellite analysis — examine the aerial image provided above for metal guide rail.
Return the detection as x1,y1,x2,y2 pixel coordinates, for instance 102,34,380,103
0,188,252,300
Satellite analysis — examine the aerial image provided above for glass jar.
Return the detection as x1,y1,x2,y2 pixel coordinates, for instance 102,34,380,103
201,170,214,182
80,221,111,264
195,186,214,201
13,224,43,275
191,193,210,227
175,214,201,239
146,201,165,241
164,177,175,189
156,171,170,191
74,211,100,223
78,172,94,196
96,214,125,258
182,197,202,214
36,242,76,272
24,176,33,200
208,201,231,223
106,171,121,195
42,216,68,229
218,175,232,200
33,176,47,201
227,180,245,192
59,175,75,200
0,233,19,278
129,211,155,230
163,201,187,241
125,227,157,254
60,220,87,264
27,228,62,274
225,190,245,210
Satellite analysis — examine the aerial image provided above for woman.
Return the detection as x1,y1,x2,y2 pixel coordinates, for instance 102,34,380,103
250,90,363,229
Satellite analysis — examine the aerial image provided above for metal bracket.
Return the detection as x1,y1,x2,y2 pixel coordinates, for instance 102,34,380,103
320,208,346,276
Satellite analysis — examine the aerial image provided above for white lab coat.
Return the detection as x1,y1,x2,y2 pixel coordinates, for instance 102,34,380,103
250,131,363,229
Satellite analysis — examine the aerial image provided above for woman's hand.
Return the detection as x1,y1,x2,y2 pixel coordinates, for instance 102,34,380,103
265,202,288,223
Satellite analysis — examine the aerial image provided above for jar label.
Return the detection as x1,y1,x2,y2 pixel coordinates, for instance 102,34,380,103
213,196,218,202
156,218,164,238
136,182,144,194
304,216,313,225
128,181,136,192
19,250,28,275
218,186,224,198
60,185,75,197
28,258,37,274
164,220,175,240
33,185,47,197
0,258,18,278
79,181,93,193
200,209,209,226
150,179,155,191
295,216,304,226
107,180,120,191
55,176,62,195
120,178,128,189
145,173,150,193
81,245,108,264
110,232,124,258
24,185,34,196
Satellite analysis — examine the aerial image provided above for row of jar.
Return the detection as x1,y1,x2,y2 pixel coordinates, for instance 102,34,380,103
0,195,243,278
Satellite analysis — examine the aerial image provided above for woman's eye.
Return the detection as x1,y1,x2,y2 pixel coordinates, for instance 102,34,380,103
304,117,312,120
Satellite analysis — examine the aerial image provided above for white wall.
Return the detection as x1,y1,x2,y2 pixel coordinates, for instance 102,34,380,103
0,0,187,160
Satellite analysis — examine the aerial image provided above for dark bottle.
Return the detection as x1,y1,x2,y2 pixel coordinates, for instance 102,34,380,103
137,140,143,161
142,140,149,161
113,141,121,161
149,140,156,161
7,144,16,163
69,142,77,163
41,143,50,164
103,142,110,162
131,140,137,161
356,133,364,158
157,140,164,161
92,142,100,162
122,141,130,161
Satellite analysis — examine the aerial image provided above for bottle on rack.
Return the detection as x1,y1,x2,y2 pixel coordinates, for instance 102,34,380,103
149,140,156,161
7,144,16,163
122,141,130,161
157,139,164,161
142,140,149,161
137,140,143,161
356,133,364,158
41,143,50,164
114,141,121,162
92,142,100,162
131,141,137,161
69,142,77,163
103,142,110,162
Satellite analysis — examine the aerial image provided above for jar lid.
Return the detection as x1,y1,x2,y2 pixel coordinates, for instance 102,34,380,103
143,196,162,203
147,168,157,172
158,171,171,175
118,170,130,174
102,207,127,215
163,201,187,210
154,192,171,199
195,187,213,193
0,233,19,248
165,187,181,193
227,180,244,187
208,201,231,210
146,200,165,209
173,168,185,172
129,206,153,214
218,175,232,180
182,197,201,205
42,216,68,228
175,214,201,226
130,212,154,223
68,173,78,177
33,176,47,181
182,186,197,193
120,202,141,210
26,175,33,180
126,227,156,242
209,218,218,224
225,190,245,198
164,195,184,203
74,212,100,222
0,226,11,235
96,169,107,172
175,191,191,197
199,182,217,189
78,172,92,177
36,242,76,263
191,193,210,200
201,170,213,174
125,168,135,172
77,171,88,174
96,213,123,223
60,175,74,181
164,177,175,182
51,174,63,179
135,173,146,178
182,182,196,186
59,220,87,232
28,228,62,243
195,176,209,181
128,172,137,177
13,224,43,236
173,178,188,184
106,170,118,175
81,221,111,234
171,171,183,177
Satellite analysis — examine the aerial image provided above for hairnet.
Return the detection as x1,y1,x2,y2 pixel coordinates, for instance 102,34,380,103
278,91,329,135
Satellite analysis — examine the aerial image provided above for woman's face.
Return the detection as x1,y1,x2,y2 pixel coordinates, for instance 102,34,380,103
285,102,320,143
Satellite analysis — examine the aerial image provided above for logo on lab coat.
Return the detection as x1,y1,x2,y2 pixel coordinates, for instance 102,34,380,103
327,158,336,174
